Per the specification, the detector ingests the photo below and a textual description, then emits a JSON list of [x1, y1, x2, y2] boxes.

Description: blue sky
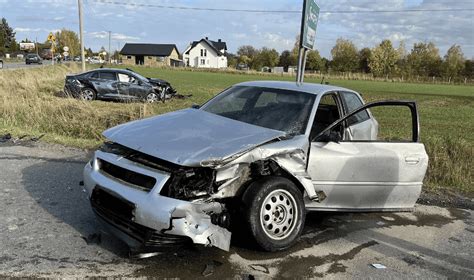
[[1, 0, 473, 58]]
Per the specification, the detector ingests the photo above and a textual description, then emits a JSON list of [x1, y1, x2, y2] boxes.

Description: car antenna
[[126, 68, 135, 72]]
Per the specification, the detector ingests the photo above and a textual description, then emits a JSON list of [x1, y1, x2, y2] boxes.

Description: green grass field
[[0, 64, 473, 194]]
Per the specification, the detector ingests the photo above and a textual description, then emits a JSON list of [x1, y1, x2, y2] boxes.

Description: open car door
[[306, 101, 428, 211]]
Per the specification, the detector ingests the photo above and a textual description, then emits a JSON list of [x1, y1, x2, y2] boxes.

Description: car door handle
[[405, 156, 420, 165]]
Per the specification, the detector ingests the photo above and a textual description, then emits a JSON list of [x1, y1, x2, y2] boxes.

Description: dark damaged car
[[83, 81, 428, 252], [64, 68, 176, 102]]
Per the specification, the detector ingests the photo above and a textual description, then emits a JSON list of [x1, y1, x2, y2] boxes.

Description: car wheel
[[146, 92, 158, 103], [80, 88, 96, 101], [243, 176, 306, 252]]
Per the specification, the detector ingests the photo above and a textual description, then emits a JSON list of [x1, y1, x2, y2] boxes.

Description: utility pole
[[78, 0, 85, 72], [108, 31, 111, 64]]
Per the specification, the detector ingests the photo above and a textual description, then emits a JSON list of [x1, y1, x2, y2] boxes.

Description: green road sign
[[300, 0, 320, 49]]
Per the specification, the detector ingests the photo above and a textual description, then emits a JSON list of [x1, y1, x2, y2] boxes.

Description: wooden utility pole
[[78, 0, 86, 71], [108, 31, 111, 64]]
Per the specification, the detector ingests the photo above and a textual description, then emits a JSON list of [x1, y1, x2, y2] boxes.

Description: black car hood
[[148, 78, 170, 86]]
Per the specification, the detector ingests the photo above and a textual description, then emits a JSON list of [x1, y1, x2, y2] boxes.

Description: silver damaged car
[[83, 81, 428, 252]]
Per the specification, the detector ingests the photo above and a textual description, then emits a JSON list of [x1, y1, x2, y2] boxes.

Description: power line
[[91, 0, 474, 14]]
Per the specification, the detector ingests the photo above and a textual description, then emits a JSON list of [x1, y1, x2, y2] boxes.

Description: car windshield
[[201, 86, 315, 135], [128, 71, 147, 81]]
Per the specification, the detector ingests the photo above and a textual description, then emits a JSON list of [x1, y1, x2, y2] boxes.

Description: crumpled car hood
[[147, 78, 170, 86], [103, 108, 286, 167]]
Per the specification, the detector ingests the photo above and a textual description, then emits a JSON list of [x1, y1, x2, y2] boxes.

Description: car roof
[[94, 68, 134, 74], [234, 80, 354, 95]]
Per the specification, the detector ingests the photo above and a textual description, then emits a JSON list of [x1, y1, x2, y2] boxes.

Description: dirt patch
[[418, 189, 474, 210]]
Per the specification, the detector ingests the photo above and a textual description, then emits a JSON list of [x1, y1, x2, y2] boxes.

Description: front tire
[[243, 176, 306, 252], [80, 88, 96, 101], [146, 92, 158, 103]]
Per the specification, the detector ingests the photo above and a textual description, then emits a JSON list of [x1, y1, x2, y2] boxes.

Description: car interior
[[215, 89, 315, 135], [310, 94, 341, 139]]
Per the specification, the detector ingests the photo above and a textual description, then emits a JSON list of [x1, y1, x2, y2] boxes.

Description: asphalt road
[[0, 141, 473, 279], [0, 61, 50, 70]]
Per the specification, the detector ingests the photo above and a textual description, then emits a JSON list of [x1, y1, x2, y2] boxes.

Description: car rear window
[[100, 72, 117, 81], [340, 92, 370, 125]]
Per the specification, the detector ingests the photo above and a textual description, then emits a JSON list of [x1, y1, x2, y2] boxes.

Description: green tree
[[464, 60, 474, 79], [396, 41, 409, 76], [238, 55, 251, 65], [86, 48, 94, 57], [330, 38, 358, 72], [55, 28, 80, 57], [306, 50, 323, 71], [256, 47, 279, 68], [237, 45, 260, 69], [442, 44, 465, 79], [279, 50, 296, 71], [225, 52, 238, 68], [0, 17, 16, 54], [358, 47, 371, 73], [407, 42, 442, 77], [369, 40, 399, 77]]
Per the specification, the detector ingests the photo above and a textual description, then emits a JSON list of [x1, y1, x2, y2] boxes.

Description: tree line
[[227, 37, 473, 83]]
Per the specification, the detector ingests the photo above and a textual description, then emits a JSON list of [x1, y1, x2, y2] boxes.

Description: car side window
[[100, 72, 117, 81], [340, 92, 370, 126], [118, 73, 129, 83], [310, 93, 342, 140], [90, 72, 99, 79]]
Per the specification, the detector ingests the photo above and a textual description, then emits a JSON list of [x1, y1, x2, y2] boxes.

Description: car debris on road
[[83, 81, 429, 253], [371, 263, 387, 269]]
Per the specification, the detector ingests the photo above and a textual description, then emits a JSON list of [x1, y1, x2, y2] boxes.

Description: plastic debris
[[130, 252, 161, 259], [371, 263, 386, 269], [249, 264, 269, 274]]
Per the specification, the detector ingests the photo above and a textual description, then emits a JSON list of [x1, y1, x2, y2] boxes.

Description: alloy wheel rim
[[260, 189, 298, 240], [82, 89, 94, 101], [147, 93, 157, 103]]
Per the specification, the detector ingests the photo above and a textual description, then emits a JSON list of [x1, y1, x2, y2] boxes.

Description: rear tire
[[242, 176, 306, 252], [80, 88, 96, 101]]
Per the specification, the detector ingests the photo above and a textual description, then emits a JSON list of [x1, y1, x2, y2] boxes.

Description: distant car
[[25, 54, 42, 65], [0, 59, 3, 69], [73, 56, 81, 62], [64, 68, 177, 102], [83, 81, 429, 253], [236, 63, 249, 70]]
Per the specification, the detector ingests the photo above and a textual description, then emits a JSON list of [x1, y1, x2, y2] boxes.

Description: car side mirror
[[191, 104, 200, 109]]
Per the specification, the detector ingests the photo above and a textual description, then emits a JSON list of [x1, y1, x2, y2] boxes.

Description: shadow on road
[[20, 154, 129, 257]]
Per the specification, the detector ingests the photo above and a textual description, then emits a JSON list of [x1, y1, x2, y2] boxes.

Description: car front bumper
[[83, 151, 231, 251]]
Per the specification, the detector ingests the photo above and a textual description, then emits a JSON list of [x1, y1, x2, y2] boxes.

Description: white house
[[183, 37, 227, 68]]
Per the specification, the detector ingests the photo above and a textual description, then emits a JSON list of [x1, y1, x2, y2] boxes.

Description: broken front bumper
[[83, 151, 231, 251]]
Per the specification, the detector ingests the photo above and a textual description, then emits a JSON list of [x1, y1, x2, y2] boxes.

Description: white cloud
[[14, 27, 41, 32], [112, 33, 140, 41], [88, 31, 139, 41]]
